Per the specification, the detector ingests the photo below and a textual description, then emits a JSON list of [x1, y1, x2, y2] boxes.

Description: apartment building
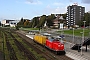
[[66, 3, 85, 27]]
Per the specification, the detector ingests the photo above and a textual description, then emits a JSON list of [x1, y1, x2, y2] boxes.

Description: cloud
[[26, 0, 34, 3], [51, 7, 67, 14], [43, 5, 67, 15], [25, 0, 42, 4], [69, 0, 73, 2], [53, 2, 64, 6], [82, 0, 90, 4]]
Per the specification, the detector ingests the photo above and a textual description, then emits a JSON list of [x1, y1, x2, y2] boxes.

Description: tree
[[37, 15, 46, 28], [77, 20, 83, 27], [32, 17, 39, 28], [24, 20, 30, 27], [0, 21, 1, 26], [16, 26, 19, 30], [30, 17, 39, 28], [47, 14, 55, 27], [84, 13, 90, 26], [77, 12, 90, 27], [17, 17, 24, 27], [62, 13, 67, 19]]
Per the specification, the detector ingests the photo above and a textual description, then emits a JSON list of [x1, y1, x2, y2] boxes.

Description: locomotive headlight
[[61, 44, 64, 47], [58, 45, 60, 47], [58, 44, 64, 47]]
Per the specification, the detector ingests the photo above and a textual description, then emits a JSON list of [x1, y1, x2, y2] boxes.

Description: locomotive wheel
[[55, 51, 58, 55]]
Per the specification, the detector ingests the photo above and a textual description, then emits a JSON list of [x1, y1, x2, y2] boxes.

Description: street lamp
[[83, 21, 86, 42]]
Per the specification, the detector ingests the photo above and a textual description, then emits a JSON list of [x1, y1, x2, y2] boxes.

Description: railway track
[[8, 32, 37, 60], [4, 32, 18, 60], [16, 30, 73, 60]]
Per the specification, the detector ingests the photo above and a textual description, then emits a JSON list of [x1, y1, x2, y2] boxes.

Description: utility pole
[[73, 28, 74, 44], [80, 32, 83, 55]]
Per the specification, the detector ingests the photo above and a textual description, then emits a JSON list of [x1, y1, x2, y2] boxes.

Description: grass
[[12, 33, 46, 60], [58, 29, 90, 37], [0, 35, 3, 51], [1, 31, 28, 60], [3, 32, 10, 60], [0, 28, 33, 60], [8, 33, 27, 60]]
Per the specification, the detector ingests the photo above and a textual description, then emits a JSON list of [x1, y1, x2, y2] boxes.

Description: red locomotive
[[45, 37, 65, 54]]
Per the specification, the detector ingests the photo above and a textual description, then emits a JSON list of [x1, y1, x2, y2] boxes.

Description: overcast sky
[[0, 0, 90, 21]]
